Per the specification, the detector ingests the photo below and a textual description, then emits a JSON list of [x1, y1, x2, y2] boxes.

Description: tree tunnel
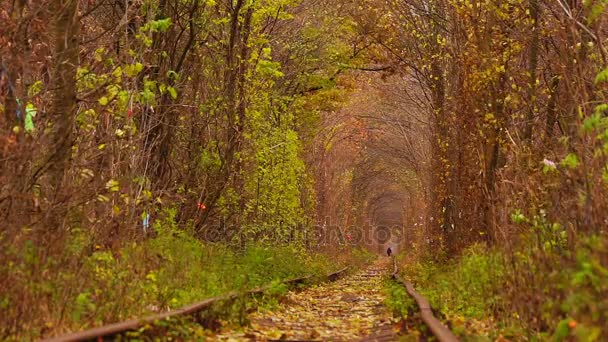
[[313, 72, 432, 256]]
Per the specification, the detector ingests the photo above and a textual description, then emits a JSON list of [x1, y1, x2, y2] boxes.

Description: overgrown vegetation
[[505, 234, 608, 341], [405, 245, 504, 321], [383, 278, 416, 320], [0, 209, 373, 339], [395, 239, 608, 341], [395, 245, 510, 340]]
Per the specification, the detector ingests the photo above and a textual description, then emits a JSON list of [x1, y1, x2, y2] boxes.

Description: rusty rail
[[44, 267, 349, 342], [391, 256, 459, 342], [327, 266, 349, 281]]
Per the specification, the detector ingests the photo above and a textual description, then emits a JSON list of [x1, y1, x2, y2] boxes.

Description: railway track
[[43, 269, 349, 342], [213, 256, 460, 341], [45, 257, 460, 342], [213, 258, 396, 341], [391, 256, 459, 342]]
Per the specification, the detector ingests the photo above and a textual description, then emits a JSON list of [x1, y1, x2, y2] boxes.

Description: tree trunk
[[198, 0, 252, 231], [45, 0, 79, 207], [523, 0, 540, 142]]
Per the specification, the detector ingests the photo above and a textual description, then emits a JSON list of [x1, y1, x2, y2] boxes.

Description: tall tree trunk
[[48, 0, 79, 192], [198, 0, 252, 232], [41, 0, 79, 227], [429, 0, 451, 252], [482, 74, 507, 245], [544, 75, 560, 140], [147, 0, 200, 189], [2, 63, 18, 130]]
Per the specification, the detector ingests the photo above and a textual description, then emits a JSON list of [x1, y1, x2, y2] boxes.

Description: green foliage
[[554, 236, 608, 334], [383, 279, 416, 319], [421, 233, 608, 340], [582, 112, 606, 132], [510, 209, 527, 224], [24, 103, 37, 133], [512, 209, 568, 253], [586, 0, 608, 24], [408, 245, 504, 320], [594, 67, 608, 84], [401, 245, 509, 339], [136, 18, 173, 47], [561, 153, 580, 169], [506, 234, 608, 341], [27, 81, 43, 98]]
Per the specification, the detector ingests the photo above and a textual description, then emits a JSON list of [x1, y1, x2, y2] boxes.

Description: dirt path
[[212, 258, 398, 341]]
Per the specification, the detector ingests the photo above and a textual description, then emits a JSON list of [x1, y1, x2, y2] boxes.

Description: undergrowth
[[0, 209, 372, 340], [392, 245, 520, 341], [397, 237, 608, 341], [383, 277, 434, 341], [509, 234, 608, 342], [383, 278, 416, 319]]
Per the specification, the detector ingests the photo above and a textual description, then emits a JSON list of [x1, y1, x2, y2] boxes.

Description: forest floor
[[211, 258, 399, 341]]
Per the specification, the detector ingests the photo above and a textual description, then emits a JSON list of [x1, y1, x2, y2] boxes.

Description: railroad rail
[[391, 256, 459, 342], [44, 267, 350, 342], [327, 266, 349, 281]]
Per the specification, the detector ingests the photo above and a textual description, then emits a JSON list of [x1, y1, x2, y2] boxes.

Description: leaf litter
[[211, 258, 399, 341]]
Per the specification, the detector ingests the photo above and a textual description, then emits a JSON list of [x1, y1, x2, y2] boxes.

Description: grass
[[392, 244, 516, 341]]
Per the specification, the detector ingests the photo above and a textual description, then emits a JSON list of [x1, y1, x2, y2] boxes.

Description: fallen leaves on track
[[212, 258, 399, 341]]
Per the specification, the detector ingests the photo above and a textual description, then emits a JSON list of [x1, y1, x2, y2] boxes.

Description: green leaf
[[73, 292, 92, 322], [168, 86, 178, 99], [574, 324, 601, 342], [94, 47, 105, 62], [99, 96, 109, 106], [552, 319, 571, 342], [166, 70, 180, 80], [561, 153, 580, 169], [125, 62, 144, 77], [594, 68, 608, 84], [112, 66, 123, 81], [151, 18, 172, 32], [582, 113, 602, 132], [24, 103, 37, 133], [588, 3, 606, 24], [105, 179, 120, 192], [594, 103, 608, 116], [27, 81, 43, 98], [510, 209, 527, 224]]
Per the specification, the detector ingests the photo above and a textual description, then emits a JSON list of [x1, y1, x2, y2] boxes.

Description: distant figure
[[386, 247, 392, 257]]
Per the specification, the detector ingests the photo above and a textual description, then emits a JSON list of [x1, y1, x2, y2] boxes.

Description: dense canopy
[[1, 0, 607, 340]]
